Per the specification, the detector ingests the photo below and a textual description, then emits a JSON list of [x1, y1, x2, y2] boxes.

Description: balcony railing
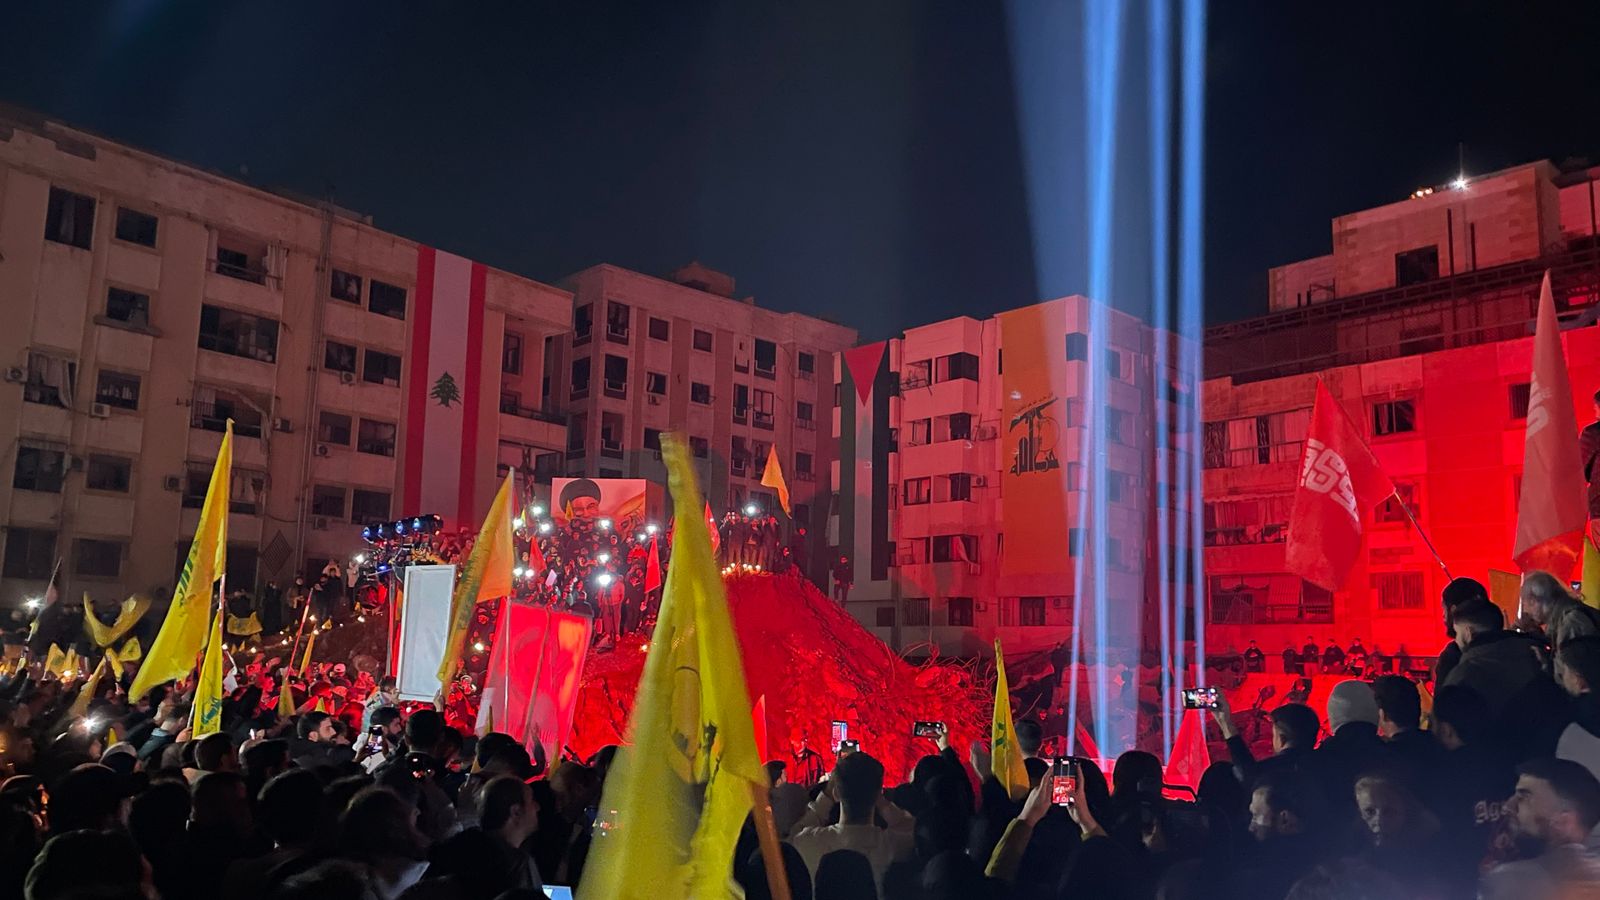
[[191, 402, 264, 439], [600, 440, 624, 460], [755, 364, 775, 380], [211, 258, 275, 286], [606, 324, 629, 344], [796, 417, 816, 431], [795, 471, 815, 482], [499, 400, 567, 426], [753, 411, 775, 430], [603, 380, 627, 399]]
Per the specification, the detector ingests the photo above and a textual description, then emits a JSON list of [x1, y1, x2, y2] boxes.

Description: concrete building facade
[[0, 108, 572, 608], [545, 263, 857, 577]]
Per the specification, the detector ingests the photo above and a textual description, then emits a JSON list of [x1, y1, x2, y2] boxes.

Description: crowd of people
[[9, 566, 1600, 898], [1238, 637, 1428, 679]]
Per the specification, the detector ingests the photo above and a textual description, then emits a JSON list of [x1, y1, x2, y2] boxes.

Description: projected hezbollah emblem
[[1298, 437, 1359, 526], [430, 372, 461, 408], [1009, 397, 1061, 475]]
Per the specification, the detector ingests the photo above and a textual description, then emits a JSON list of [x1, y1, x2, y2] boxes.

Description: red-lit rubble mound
[[569, 572, 989, 782]]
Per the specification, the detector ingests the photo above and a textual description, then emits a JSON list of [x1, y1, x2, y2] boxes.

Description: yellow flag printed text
[[581, 434, 767, 900], [437, 473, 517, 686], [991, 639, 1031, 802], [131, 421, 232, 699]]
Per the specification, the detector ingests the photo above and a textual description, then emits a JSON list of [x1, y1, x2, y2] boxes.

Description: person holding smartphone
[[357, 706, 404, 773]]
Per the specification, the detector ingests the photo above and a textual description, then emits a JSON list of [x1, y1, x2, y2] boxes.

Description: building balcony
[[499, 399, 566, 426], [600, 441, 624, 460]]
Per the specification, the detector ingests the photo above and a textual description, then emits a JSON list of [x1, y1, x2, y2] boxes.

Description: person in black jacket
[[1428, 685, 1516, 875], [1444, 600, 1570, 761], [1579, 388, 1600, 519], [1372, 674, 1442, 790], [1436, 577, 1490, 686], [1212, 694, 1322, 786]]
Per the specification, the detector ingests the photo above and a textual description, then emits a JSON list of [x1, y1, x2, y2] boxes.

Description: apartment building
[[545, 263, 857, 576], [830, 297, 1186, 657], [1203, 159, 1600, 657], [0, 107, 571, 608]]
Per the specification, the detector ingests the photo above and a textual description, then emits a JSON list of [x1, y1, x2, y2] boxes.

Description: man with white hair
[[1522, 571, 1600, 658]]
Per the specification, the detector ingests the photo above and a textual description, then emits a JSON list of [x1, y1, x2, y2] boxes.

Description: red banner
[[1285, 379, 1395, 591], [1514, 272, 1587, 575]]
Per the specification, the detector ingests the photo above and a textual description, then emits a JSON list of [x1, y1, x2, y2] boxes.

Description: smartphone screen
[[1050, 758, 1076, 806], [1181, 686, 1219, 710], [831, 720, 848, 753]]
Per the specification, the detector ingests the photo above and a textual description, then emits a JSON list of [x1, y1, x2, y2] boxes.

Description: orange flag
[[759, 445, 792, 515], [1514, 272, 1587, 575]]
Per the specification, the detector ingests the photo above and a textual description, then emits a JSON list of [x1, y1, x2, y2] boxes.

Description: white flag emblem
[[1299, 437, 1360, 526]]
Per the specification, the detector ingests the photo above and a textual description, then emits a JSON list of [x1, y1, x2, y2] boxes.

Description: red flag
[[1163, 709, 1211, 795], [704, 499, 720, 554], [527, 533, 548, 577], [752, 694, 769, 762], [1285, 379, 1395, 591], [1514, 272, 1587, 575], [644, 535, 663, 593]]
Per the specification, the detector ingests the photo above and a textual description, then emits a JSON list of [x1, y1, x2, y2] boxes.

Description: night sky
[[3, 2, 1598, 338]]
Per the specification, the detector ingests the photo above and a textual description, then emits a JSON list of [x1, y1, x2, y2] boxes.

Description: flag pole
[[747, 781, 794, 900], [1392, 490, 1452, 579]]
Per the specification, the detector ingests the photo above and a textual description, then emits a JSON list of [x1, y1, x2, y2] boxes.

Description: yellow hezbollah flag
[[581, 435, 775, 900], [131, 422, 231, 699], [1488, 569, 1523, 624], [83, 593, 150, 648], [69, 657, 106, 718], [43, 644, 66, 677], [104, 648, 124, 681], [991, 639, 1031, 802], [299, 630, 317, 678], [759, 445, 792, 516], [437, 473, 516, 686], [191, 610, 226, 737], [1583, 534, 1600, 610], [278, 678, 296, 718]]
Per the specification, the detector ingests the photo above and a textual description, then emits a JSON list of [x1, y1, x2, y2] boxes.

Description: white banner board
[[397, 564, 457, 701]]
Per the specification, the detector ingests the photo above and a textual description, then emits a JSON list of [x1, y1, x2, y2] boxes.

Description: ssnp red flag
[[1285, 380, 1395, 591], [1515, 271, 1587, 574]]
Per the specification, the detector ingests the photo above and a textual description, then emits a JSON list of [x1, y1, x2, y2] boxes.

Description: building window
[[935, 352, 979, 382], [330, 269, 363, 304], [603, 355, 628, 398], [114, 207, 158, 247], [876, 606, 896, 627], [230, 469, 267, 514], [1509, 383, 1531, 420], [85, 455, 132, 493], [45, 187, 95, 249], [1373, 571, 1426, 610], [648, 317, 670, 341], [945, 473, 973, 502], [1209, 574, 1334, 624], [1105, 349, 1124, 381], [948, 597, 974, 627], [199, 305, 279, 363], [938, 412, 972, 442], [24, 351, 76, 407], [94, 370, 141, 411], [643, 428, 662, 454], [901, 360, 931, 390], [191, 385, 266, 438], [690, 435, 709, 458], [351, 489, 392, 523], [797, 401, 814, 426], [1395, 246, 1440, 287], [105, 287, 151, 329], [1065, 332, 1090, 362], [905, 599, 930, 626], [691, 382, 712, 405], [903, 477, 932, 506], [1019, 597, 1048, 626], [1203, 408, 1312, 468], [368, 279, 408, 319], [362, 350, 402, 387], [357, 419, 397, 457], [647, 372, 667, 395], [798, 352, 815, 375], [834, 383, 842, 408], [311, 484, 347, 518], [2, 528, 56, 580], [317, 411, 353, 446], [213, 233, 270, 283], [503, 333, 524, 374], [606, 301, 630, 343], [571, 358, 592, 399], [733, 384, 749, 423], [324, 340, 357, 374], [906, 418, 932, 447], [573, 304, 593, 343], [1372, 399, 1417, 436], [693, 329, 713, 352], [755, 339, 777, 378], [1203, 495, 1292, 545], [1106, 408, 1130, 445], [73, 539, 123, 579], [796, 452, 813, 475], [752, 389, 775, 430], [568, 414, 587, 453], [933, 535, 978, 563], [14, 445, 66, 493], [1375, 482, 1419, 524]]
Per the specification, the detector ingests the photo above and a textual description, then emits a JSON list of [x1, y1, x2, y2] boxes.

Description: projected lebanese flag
[[402, 247, 489, 527], [1284, 379, 1395, 591]]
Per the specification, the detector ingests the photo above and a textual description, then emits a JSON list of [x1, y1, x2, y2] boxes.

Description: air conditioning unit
[[274, 417, 293, 433], [163, 475, 182, 492], [2, 367, 23, 383], [314, 444, 331, 458], [65, 455, 83, 472], [972, 475, 988, 487], [311, 516, 330, 531], [89, 402, 112, 418], [339, 371, 357, 385]]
